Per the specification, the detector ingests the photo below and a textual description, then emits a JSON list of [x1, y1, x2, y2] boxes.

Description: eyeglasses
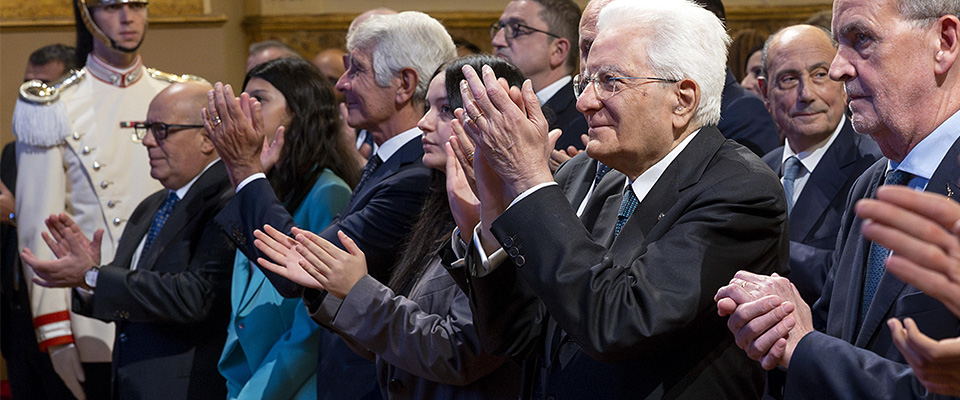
[[573, 72, 678, 101], [127, 121, 204, 143], [489, 21, 561, 40]]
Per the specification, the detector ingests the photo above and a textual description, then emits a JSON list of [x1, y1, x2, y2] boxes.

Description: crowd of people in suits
[[2, 0, 960, 399]]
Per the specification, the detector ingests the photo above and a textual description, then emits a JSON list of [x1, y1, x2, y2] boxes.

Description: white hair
[[597, 0, 731, 126], [346, 11, 456, 106]]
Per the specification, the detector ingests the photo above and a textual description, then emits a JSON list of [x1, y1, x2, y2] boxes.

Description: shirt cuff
[[507, 181, 558, 210], [236, 173, 267, 193], [471, 223, 507, 277]]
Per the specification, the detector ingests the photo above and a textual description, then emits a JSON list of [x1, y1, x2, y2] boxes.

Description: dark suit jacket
[[461, 127, 789, 399], [762, 121, 882, 304], [73, 161, 235, 400], [543, 80, 588, 151], [783, 135, 960, 399], [216, 135, 432, 400], [719, 69, 780, 156]]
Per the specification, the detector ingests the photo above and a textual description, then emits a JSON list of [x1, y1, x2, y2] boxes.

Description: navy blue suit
[[762, 120, 882, 304], [216, 135, 432, 400], [543, 80, 588, 151], [719, 68, 780, 156], [782, 135, 960, 399]]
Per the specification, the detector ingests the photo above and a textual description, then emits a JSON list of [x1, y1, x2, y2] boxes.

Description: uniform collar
[[86, 54, 144, 88]]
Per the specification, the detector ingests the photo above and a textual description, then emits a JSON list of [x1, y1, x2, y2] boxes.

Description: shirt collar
[[374, 126, 422, 163], [86, 54, 144, 88], [536, 76, 572, 104], [889, 109, 960, 181], [627, 128, 700, 203], [781, 115, 845, 174]]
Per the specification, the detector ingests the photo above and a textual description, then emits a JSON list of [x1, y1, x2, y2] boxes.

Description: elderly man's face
[[335, 48, 398, 138], [830, 0, 933, 145], [492, 1, 555, 83], [763, 26, 846, 152], [576, 29, 678, 174], [141, 85, 211, 190]]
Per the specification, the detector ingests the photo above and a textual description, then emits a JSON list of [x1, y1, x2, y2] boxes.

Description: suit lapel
[[343, 134, 423, 213], [857, 134, 960, 344], [790, 123, 858, 241], [114, 193, 164, 270], [609, 127, 725, 255], [237, 266, 268, 316], [137, 161, 227, 271]]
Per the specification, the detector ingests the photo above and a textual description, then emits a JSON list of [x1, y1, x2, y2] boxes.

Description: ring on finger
[[211, 115, 222, 127], [465, 151, 474, 162], [469, 112, 484, 124]]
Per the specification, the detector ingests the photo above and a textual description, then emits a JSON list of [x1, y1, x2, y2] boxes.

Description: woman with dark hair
[[216, 58, 356, 400], [255, 54, 524, 399]]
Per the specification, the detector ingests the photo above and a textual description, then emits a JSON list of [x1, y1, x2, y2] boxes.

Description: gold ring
[[469, 112, 483, 124], [211, 116, 222, 127], [466, 151, 474, 162], [741, 281, 747, 289]]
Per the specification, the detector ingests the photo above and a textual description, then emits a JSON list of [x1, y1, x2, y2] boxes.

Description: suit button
[[92, 161, 102, 171], [71, 132, 82, 140], [113, 217, 124, 226], [107, 200, 118, 208], [514, 255, 525, 267], [238, 323, 245, 329], [119, 333, 127, 342], [82, 145, 95, 155], [508, 247, 520, 257], [388, 379, 404, 394], [100, 180, 113, 189], [232, 228, 246, 246], [502, 236, 514, 247]]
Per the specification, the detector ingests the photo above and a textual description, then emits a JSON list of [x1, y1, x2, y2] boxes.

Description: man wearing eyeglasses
[[491, 0, 587, 152], [452, 0, 787, 398], [23, 81, 235, 400], [12, 1, 204, 398]]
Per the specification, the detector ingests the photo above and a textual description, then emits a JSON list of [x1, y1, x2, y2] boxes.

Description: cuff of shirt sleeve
[[507, 181, 558, 209], [471, 223, 507, 277], [236, 173, 267, 193]]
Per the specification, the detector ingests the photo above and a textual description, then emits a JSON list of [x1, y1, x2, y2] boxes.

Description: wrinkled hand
[[0, 179, 14, 226], [254, 224, 320, 290], [294, 229, 367, 299], [857, 185, 960, 317], [457, 64, 554, 200], [714, 271, 814, 369], [49, 343, 86, 400], [22, 213, 101, 289], [888, 317, 960, 396], [203, 82, 265, 189], [445, 141, 481, 242]]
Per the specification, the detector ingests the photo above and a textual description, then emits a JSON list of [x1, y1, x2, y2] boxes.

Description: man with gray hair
[[210, 11, 456, 400], [452, 0, 787, 397], [716, 0, 960, 398]]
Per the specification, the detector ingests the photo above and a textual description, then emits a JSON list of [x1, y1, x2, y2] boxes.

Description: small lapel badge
[[947, 184, 954, 199], [657, 212, 665, 221]]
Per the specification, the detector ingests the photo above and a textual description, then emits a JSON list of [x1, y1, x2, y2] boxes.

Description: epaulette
[[146, 68, 209, 84], [18, 69, 85, 105], [13, 69, 85, 147]]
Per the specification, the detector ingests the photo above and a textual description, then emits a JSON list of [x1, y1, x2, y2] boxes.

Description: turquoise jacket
[[219, 169, 351, 400]]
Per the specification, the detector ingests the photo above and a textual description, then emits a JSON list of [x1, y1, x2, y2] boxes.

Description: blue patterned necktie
[[140, 191, 179, 263], [615, 185, 639, 239], [860, 169, 913, 321], [781, 156, 805, 213], [594, 163, 613, 186], [355, 153, 383, 191]]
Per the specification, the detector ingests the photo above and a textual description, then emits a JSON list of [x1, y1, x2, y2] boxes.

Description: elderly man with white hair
[[449, 0, 788, 398]]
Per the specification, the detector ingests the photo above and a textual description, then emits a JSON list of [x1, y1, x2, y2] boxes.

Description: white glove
[[49, 343, 87, 400]]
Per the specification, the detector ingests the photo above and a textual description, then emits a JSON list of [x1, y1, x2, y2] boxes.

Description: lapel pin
[[658, 212, 665, 221], [947, 185, 954, 199]]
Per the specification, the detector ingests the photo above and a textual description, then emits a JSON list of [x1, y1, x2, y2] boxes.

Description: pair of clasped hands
[[714, 185, 960, 396]]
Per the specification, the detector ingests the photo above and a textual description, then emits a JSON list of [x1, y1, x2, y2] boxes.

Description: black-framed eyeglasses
[[573, 72, 679, 101], [126, 121, 204, 143], [489, 21, 561, 40]]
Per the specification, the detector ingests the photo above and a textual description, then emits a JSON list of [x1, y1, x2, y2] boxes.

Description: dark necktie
[[860, 169, 913, 320], [356, 153, 383, 191], [594, 163, 613, 186], [782, 156, 805, 213], [140, 191, 179, 263], [615, 185, 639, 239]]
